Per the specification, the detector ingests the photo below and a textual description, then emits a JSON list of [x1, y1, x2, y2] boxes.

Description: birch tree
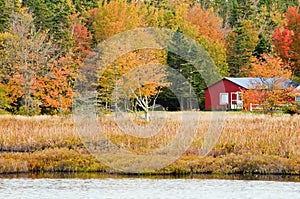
[[117, 63, 168, 122]]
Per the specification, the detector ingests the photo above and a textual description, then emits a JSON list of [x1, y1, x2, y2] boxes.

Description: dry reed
[[0, 112, 299, 174]]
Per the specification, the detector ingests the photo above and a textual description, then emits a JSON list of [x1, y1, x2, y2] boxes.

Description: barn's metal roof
[[224, 77, 299, 89]]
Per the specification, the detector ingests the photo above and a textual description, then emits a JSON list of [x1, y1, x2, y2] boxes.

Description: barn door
[[231, 92, 242, 110]]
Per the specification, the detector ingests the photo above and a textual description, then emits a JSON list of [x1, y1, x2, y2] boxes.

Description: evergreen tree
[[72, 0, 98, 13], [228, 0, 240, 28], [163, 29, 206, 110], [0, 0, 10, 32], [22, 0, 74, 50], [253, 33, 272, 59], [226, 20, 259, 77], [0, 0, 19, 32]]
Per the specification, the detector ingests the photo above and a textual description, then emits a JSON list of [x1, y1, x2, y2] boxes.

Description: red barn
[[204, 77, 299, 111]]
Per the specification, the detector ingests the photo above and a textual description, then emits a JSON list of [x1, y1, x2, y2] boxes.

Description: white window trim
[[295, 96, 300, 102], [220, 92, 229, 105]]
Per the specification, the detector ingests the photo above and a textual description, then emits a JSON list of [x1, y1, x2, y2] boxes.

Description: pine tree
[[22, 0, 74, 50], [0, 0, 11, 32], [164, 29, 206, 110], [226, 20, 259, 77], [253, 33, 272, 59], [72, 0, 98, 13]]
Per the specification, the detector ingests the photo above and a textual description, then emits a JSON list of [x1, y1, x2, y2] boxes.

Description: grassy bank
[[0, 113, 299, 175]]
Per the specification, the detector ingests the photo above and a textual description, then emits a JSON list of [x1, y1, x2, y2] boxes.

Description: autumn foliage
[[247, 54, 292, 78], [0, 1, 299, 115], [242, 54, 295, 112], [272, 7, 300, 78]]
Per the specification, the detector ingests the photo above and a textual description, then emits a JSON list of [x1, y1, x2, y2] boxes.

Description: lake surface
[[0, 174, 299, 199]]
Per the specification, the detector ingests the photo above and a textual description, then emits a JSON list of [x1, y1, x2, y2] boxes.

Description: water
[[0, 174, 299, 199]]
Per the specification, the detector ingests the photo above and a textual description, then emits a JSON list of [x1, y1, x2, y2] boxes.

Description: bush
[[17, 105, 41, 116], [282, 104, 299, 115]]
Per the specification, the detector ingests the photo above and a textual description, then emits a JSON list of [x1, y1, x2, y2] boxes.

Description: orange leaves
[[186, 5, 224, 44], [247, 54, 292, 78], [8, 55, 75, 114], [70, 12, 93, 57], [242, 85, 294, 112], [250, 7, 300, 113], [241, 89, 260, 111], [38, 56, 75, 112], [242, 54, 295, 112], [72, 23, 92, 55], [285, 7, 300, 33]]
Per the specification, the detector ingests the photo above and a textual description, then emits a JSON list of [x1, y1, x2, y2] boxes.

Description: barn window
[[220, 93, 229, 105], [237, 92, 242, 101]]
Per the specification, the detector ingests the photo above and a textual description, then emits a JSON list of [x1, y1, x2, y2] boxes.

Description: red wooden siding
[[204, 79, 245, 110]]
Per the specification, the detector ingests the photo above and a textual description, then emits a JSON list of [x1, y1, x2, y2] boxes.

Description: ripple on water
[[0, 177, 299, 199]]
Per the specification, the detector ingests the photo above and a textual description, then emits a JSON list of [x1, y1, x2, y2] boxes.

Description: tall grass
[[0, 115, 82, 152], [94, 112, 300, 157], [0, 112, 299, 174]]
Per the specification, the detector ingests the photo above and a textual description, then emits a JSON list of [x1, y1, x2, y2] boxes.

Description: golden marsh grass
[[0, 112, 299, 174]]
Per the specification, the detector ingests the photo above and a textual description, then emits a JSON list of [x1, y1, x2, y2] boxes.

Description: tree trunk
[[180, 96, 184, 110], [144, 110, 150, 122]]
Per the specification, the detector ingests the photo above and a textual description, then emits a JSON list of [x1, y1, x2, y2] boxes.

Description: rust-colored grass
[[0, 112, 299, 175]]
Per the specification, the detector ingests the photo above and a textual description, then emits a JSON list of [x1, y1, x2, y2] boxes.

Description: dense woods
[[0, 0, 299, 115]]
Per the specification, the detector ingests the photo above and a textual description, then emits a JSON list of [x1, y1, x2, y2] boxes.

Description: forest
[[0, 0, 299, 115]]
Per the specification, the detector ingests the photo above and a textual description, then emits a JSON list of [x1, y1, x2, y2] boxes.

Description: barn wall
[[205, 79, 244, 110]]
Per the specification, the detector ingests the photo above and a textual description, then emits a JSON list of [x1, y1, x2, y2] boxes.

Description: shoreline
[[0, 149, 299, 176], [1, 171, 300, 182]]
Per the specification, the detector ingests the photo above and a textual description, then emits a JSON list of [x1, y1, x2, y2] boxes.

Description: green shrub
[[282, 104, 299, 115]]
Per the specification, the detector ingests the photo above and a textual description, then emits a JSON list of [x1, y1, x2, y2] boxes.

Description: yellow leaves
[[0, 32, 15, 42], [93, 0, 143, 42], [198, 35, 228, 77], [271, 11, 286, 27], [98, 49, 168, 100], [0, 32, 18, 58]]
